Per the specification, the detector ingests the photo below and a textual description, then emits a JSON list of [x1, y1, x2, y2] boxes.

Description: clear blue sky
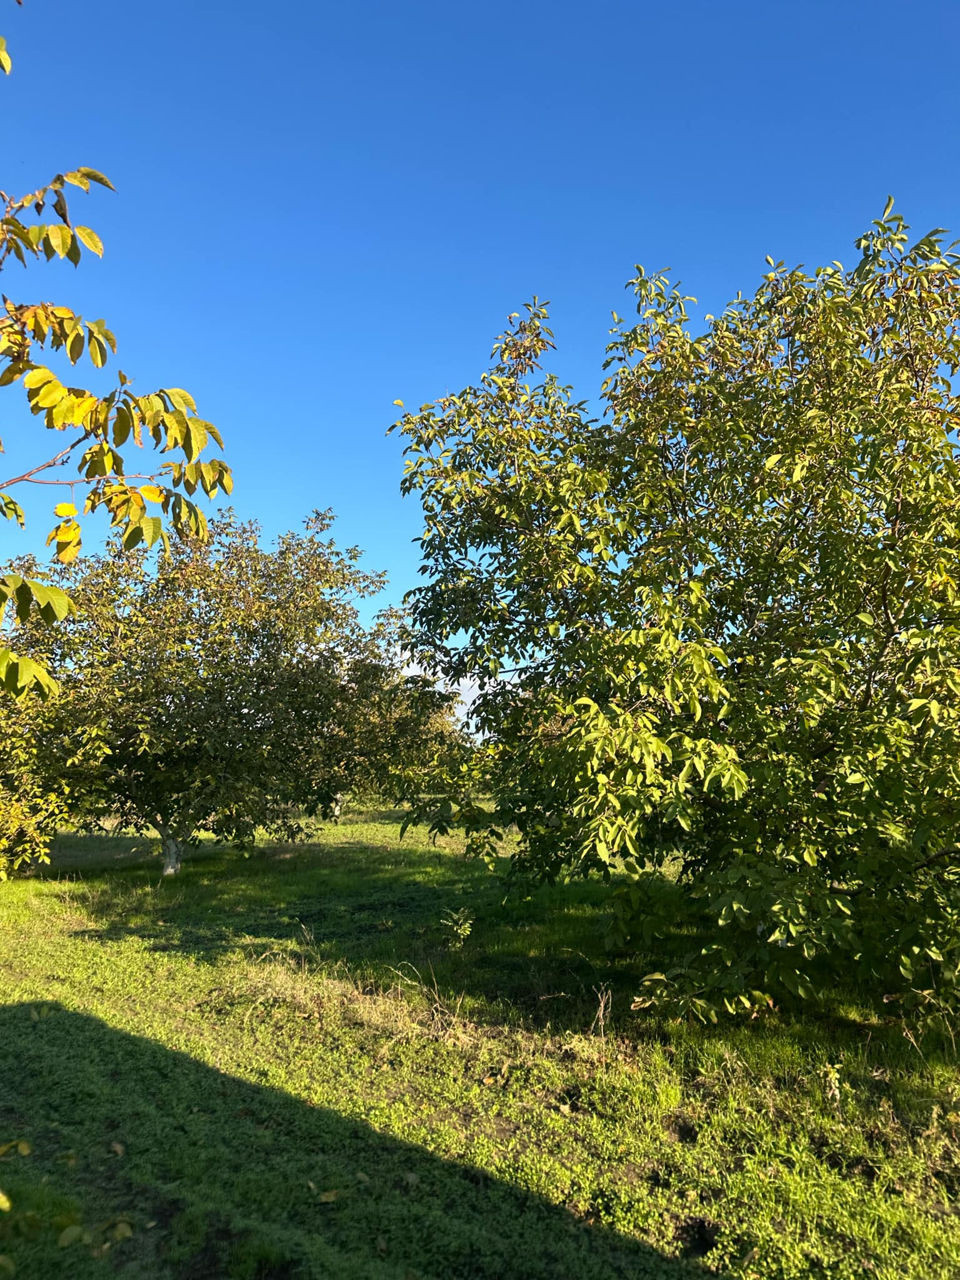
[[3, 0, 958, 612]]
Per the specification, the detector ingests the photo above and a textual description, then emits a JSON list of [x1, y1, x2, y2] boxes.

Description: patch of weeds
[[439, 906, 474, 951]]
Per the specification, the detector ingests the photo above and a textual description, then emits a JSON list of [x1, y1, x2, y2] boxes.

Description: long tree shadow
[[0, 1004, 714, 1279]]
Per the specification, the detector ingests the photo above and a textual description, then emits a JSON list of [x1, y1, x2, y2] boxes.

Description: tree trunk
[[159, 830, 184, 876]]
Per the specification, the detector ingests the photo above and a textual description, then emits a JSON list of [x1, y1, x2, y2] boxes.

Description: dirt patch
[[675, 1215, 719, 1258], [663, 1113, 699, 1145]]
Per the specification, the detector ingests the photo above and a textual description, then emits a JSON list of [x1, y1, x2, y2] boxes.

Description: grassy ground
[[1, 813, 958, 1279]]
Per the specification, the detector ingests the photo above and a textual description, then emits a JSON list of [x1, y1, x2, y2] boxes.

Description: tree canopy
[[394, 204, 960, 1022], [11, 512, 456, 874]]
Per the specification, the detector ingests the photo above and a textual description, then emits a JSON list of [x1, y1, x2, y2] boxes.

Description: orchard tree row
[[4, 6, 960, 1025]]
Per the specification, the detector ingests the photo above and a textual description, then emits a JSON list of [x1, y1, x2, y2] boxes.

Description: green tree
[[1, 11, 231, 699], [0, 697, 66, 878], [376, 670, 470, 813], [393, 204, 960, 1023], [14, 512, 447, 874]]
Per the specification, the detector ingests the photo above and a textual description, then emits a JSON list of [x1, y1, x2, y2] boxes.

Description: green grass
[[1, 812, 959, 1278]]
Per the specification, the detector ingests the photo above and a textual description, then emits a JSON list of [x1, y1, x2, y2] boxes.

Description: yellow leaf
[[140, 485, 165, 504], [78, 167, 115, 191], [0, 1190, 10, 1213], [54, 502, 77, 518], [75, 226, 104, 257], [56, 539, 82, 565], [69, 395, 99, 426], [317, 1189, 339, 1203], [89, 336, 107, 369], [32, 379, 67, 410], [45, 225, 72, 259]]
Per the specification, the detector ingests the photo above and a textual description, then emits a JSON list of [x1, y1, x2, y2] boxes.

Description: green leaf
[[163, 387, 197, 414], [78, 167, 115, 190], [140, 516, 163, 547], [0, 494, 25, 527], [88, 335, 107, 369]]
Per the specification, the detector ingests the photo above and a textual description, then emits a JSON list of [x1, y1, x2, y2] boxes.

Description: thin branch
[[831, 845, 960, 898], [0, 439, 83, 489], [16, 470, 163, 488], [914, 844, 960, 874]]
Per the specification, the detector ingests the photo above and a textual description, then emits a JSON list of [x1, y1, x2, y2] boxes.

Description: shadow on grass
[[41, 830, 939, 1065], [44, 826, 957, 1090], [48, 829, 649, 1032], [0, 1004, 713, 1280]]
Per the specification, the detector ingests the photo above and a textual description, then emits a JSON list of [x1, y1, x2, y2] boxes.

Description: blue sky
[[3, 0, 958, 613]]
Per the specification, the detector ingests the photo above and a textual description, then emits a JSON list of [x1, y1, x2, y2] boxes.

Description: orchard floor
[[1, 813, 958, 1279]]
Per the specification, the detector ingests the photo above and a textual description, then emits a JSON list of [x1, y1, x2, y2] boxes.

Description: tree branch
[[0, 439, 83, 489]]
